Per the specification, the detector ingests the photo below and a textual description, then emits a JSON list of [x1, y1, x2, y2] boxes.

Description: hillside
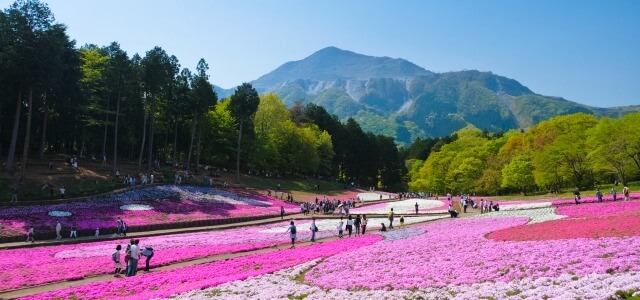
[[217, 47, 640, 145]]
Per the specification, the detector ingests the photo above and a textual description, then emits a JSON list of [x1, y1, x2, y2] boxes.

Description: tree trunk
[[187, 113, 197, 173], [235, 119, 243, 183], [102, 96, 110, 159], [113, 91, 121, 175], [38, 97, 49, 159], [5, 90, 22, 174], [19, 88, 35, 180], [146, 96, 156, 173], [137, 107, 148, 173], [172, 121, 178, 168], [196, 125, 202, 175]]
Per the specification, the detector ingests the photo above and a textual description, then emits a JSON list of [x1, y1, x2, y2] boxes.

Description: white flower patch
[[166, 260, 640, 300], [120, 204, 154, 211], [48, 211, 72, 217], [380, 227, 425, 242], [472, 207, 565, 224], [500, 202, 553, 211], [351, 199, 445, 214], [357, 192, 391, 202], [159, 186, 272, 206]]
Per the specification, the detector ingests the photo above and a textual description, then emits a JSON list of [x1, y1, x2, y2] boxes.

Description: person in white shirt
[[346, 215, 354, 237], [26, 226, 35, 243], [127, 239, 141, 276], [337, 217, 344, 238], [55, 222, 62, 239]]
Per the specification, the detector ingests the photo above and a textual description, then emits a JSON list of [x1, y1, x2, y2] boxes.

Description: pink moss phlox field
[[0, 185, 298, 237], [0, 220, 329, 291], [305, 217, 640, 290], [557, 200, 640, 217], [490, 201, 640, 241], [551, 192, 639, 206], [20, 235, 382, 300]]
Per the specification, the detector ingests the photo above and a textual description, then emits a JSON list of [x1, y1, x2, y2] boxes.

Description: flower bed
[[551, 192, 639, 206], [472, 207, 565, 224], [0, 185, 298, 238], [167, 214, 640, 300], [356, 192, 392, 202], [169, 259, 640, 300], [21, 235, 382, 300], [305, 217, 640, 290], [489, 201, 640, 241], [349, 199, 446, 214], [1, 214, 442, 291]]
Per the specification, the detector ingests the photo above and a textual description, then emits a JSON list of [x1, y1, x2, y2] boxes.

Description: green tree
[[229, 83, 260, 182], [587, 117, 634, 185], [103, 42, 133, 174], [501, 154, 535, 194], [141, 46, 179, 173]]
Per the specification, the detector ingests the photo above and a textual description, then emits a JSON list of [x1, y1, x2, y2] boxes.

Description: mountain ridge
[[215, 47, 640, 145]]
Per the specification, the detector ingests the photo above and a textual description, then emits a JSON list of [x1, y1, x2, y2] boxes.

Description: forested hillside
[[406, 112, 640, 195], [0, 1, 406, 190]]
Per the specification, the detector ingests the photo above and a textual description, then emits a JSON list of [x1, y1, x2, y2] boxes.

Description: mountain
[[217, 47, 640, 145]]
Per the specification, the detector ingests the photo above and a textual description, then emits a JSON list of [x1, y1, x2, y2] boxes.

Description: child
[[380, 223, 387, 232], [400, 216, 405, 227], [113, 245, 122, 277]]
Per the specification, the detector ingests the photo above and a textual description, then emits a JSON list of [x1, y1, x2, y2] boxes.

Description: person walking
[[611, 188, 618, 201], [141, 246, 154, 271], [414, 202, 418, 214], [70, 224, 77, 238], [623, 186, 630, 201], [310, 218, 318, 242], [285, 221, 297, 248], [400, 216, 405, 227], [354, 214, 361, 236], [280, 206, 285, 220], [26, 226, 35, 243], [361, 215, 368, 235], [346, 215, 354, 237], [337, 217, 344, 238], [573, 188, 581, 204], [113, 245, 122, 277], [59, 186, 66, 199], [596, 189, 603, 203], [388, 208, 395, 229], [55, 222, 62, 239]]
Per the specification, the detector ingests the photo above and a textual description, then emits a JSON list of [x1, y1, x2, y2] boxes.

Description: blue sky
[[3, 0, 639, 107]]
